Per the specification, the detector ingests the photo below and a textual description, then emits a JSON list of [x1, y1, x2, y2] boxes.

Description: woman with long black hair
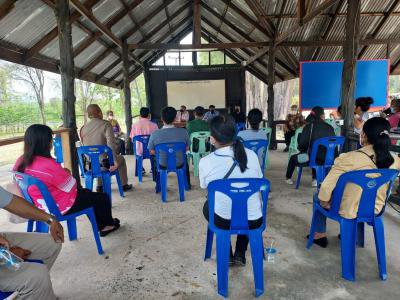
[[13, 124, 120, 237], [199, 116, 263, 266], [310, 117, 400, 248]]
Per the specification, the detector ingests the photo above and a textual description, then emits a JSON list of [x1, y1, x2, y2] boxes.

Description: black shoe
[[122, 184, 133, 191], [114, 218, 120, 226], [233, 253, 246, 266], [306, 235, 328, 248], [96, 186, 103, 192], [100, 223, 120, 237]]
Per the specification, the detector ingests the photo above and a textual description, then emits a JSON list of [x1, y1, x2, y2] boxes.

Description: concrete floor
[[1, 149, 400, 299]]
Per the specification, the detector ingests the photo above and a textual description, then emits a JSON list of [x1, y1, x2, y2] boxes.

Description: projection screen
[[166, 80, 226, 109]]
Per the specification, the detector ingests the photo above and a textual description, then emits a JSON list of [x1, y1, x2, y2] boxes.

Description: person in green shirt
[[187, 106, 210, 152]]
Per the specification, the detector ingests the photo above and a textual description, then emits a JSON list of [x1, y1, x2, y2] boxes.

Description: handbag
[[297, 124, 314, 164]]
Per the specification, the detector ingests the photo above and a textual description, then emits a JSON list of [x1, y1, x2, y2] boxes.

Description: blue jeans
[[313, 194, 327, 233]]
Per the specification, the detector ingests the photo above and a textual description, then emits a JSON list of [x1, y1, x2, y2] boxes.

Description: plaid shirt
[[286, 113, 305, 131]]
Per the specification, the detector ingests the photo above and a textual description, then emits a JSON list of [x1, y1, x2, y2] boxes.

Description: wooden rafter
[[0, 0, 16, 22], [193, 0, 201, 45], [297, 0, 306, 25], [245, 0, 340, 66], [215, 0, 231, 39], [358, 0, 400, 59], [165, 5, 173, 39], [118, 0, 146, 38]]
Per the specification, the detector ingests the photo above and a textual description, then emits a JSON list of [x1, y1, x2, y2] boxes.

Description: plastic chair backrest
[[329, 169, 399, 220], [236, 122, 246, 132], [207, 178, 270, 232], [77, 145, 115, 175], [155, 142, 187, 171], [132, 135, 151, 158], [260, 127, 272, 141], [242, 139, 268, 171], [13, 172, 63, 220], [309, 136, 345, 168], [190, 131, 210, 153], [53, 136, 63, 163]]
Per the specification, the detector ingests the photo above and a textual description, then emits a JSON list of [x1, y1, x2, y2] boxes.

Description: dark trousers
[[286, 153, 316, 179], [284, 130, 295, 147], [192, 138, 211, 153], [66, 189, 115, 231], [117, 138, 125, 155], [203, 201, 262, 256], [150, 155, 191, 187]]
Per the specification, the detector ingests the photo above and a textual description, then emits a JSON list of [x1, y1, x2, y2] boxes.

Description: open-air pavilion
[[1, 0, 400, 299]]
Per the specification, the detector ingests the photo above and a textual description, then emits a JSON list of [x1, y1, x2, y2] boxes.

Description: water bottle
[[265, 239, 276, 264], [0, 247, 23, 271]]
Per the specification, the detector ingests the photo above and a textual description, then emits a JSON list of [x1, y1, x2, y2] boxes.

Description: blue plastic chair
[[53, 136, 63, 164], [204, 178, 270, 297], [77, 145, 124, 200], [154, 142, 189, 203], [242, 139, 269, 174], [296, 136, 345, 189], [307, 169, 399, 281], [132, 135, 152, 183], [236, 122, 246, 132], [13, 172, 104, 255], [0, 260, 43, 299]]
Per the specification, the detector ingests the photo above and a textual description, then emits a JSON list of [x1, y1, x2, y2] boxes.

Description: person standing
[[230, 105, 246, 124], [284, 105, 305, 152], [106, 110, 125, 155], [81, 104, 132, 192], [203, 105, 219, 122]]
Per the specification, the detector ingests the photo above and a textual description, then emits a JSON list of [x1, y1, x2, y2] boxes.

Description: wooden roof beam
[[0, 0, 16, 22], [244, 0, 340, 66], [358, 0, 400, 59], [69, 0, 143, 67], [118, 0, 146, 38], [297, 0, 307, 25], [193, 0, 201, 45], [244, 0, 275, 35]]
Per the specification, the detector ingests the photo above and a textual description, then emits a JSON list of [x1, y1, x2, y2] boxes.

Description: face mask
[[180, 109, 184, 113], [235, 108, 240, 112], [390, 107, 395, 113], [210, 109, 214, 113]]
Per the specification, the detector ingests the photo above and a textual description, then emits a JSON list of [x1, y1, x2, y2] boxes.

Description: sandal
[[100, 223, 120, 237]]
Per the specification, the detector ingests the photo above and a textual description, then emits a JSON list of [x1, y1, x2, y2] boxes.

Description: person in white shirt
[[175, 105, 190, 122], [199, 115, 263, 266], [354, 97, 374, 134], [203, 105, 220, 122]]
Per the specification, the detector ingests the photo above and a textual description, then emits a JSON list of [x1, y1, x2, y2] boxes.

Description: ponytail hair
[[210, 115, 248, 172], [362, 117, 394, 169]]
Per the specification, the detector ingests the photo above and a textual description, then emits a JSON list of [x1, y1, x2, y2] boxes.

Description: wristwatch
[[46, 216, 56, 225]]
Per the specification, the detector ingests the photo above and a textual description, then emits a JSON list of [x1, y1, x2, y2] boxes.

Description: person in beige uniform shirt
[[310, 117, 400, 248], [80, 104, 132, 192]]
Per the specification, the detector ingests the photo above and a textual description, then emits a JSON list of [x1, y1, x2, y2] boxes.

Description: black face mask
[[235, 109, 240, 113], [180, 109, 184, 112]]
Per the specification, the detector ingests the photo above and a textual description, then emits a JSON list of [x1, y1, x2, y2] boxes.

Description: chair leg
[[27, 220, 34, 232], [67, 218, 77, 241], [160, 170, 167, 203], [102, 174, 112, 200], [137, 157, 143, 183], [193, 154, 200, 177], [114, 173, 125, 198], [85, 175, 94, 191], [87, 209, 104, 255], [177, 170, 185, 202], [249, 231, 264, 297], [215, 232, 230, 298], [204, 228, 214, 260], [357, 222, 365, 248], [295, 167, 303, 189], [306, 208, 318, 249], [340, 219, 357, 281], [36, 221, 49, 233], [373, 217, 387, 280]]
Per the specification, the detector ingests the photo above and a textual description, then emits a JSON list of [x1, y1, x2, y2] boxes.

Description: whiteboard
[[166, 80, 225, 110]]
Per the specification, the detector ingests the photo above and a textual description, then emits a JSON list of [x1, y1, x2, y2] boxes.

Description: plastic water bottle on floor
[[265, 239, 276, 264], [0, 247, 23, 271]]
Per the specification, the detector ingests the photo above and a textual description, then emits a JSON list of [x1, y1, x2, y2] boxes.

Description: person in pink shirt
[[14, 124, 120, 237], [387, 98, 400, 128]]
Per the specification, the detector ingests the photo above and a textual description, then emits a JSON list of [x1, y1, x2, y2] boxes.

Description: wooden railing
[[0, 128, 73, 171]]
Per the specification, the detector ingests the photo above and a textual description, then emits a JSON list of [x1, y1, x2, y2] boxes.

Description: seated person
[[187, 106, 210, 152], [203, 105, 219, 122], [285, 106, 335, 187], [230, 104, 246, 124], [106, 110, 125, 155], [130, 107, 159, 174], [0, 186, 63, 299], [148, 106, 191, 188], [354, 97, 374, 134], [311, 117, 400, 248], [81, 104, 132, 192], [387, 98, 400, 129], [284, 105, 305, 152], [175, 105, 190, 123], [14, 124, 120, 237], [199, 116, 263, 266]]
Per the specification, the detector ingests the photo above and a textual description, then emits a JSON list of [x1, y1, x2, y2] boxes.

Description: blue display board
[[300, 60, 389, 110]]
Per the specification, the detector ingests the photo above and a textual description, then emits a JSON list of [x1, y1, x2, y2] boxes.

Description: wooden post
[[55, 0, 81, 183], [340, 0, 361, 152], [193, 0, 201, 45], [267, 46, 276, 149], [122, 39, 133, 154]]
